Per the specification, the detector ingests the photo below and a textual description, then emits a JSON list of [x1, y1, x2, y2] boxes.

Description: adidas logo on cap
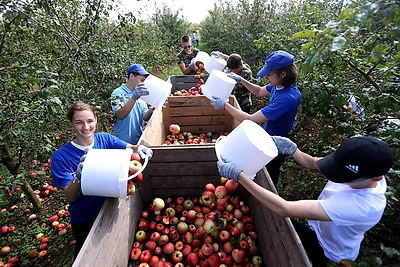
[[345, 165, 359, 174]]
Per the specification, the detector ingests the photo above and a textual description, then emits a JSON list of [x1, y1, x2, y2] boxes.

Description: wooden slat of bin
[[73, 193, 143, 267], [169, 75, 209, 92]]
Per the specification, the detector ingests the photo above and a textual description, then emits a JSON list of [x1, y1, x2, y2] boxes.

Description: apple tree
[[0, 0, 177, 209]]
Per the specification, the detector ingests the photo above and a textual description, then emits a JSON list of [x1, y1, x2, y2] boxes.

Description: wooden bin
[[73, 147, 311, 267], [138, 95, 241, 147]]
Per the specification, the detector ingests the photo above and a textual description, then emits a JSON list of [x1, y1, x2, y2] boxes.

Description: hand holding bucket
[[141, 75, 172, 109], [214, 120, 278, 179]]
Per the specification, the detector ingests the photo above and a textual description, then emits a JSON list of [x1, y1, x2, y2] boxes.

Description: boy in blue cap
[[110, 64, 155, 144], [211, 50, 301, 185], [217, 136, 393, 265]]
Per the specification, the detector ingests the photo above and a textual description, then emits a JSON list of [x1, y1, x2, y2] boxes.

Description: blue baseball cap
[[257, 51, 294, 77], [127, 64, 150, 75]]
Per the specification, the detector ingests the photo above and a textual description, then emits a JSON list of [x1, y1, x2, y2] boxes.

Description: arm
[[114, 97, 137, 120], [179, 62, 193, 75], [142, 107, 155, 121], [225, 105, 269, 124], [292, 149, 322, 169], [238, 173, 330, 220], [63, 180, 81, 202], [239, 79, 270, 98]]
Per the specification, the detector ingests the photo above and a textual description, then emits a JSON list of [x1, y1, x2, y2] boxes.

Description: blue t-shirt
[[261, 84, 301, 137], [51, 132, 127, 224], [111, 84, 148, 144]]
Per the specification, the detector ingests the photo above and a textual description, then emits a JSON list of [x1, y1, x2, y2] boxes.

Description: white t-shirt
[[308, 178, 387, 262]]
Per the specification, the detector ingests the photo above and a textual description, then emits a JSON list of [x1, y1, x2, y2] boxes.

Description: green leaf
[[302, 51, 320, 73], [291, 29, 316, 40]]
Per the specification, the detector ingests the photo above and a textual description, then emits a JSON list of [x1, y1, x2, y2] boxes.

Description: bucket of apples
[[81, 148, 148, 198]]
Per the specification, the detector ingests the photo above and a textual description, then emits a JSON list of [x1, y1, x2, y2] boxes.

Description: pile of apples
[[130, 178, 263, 267], [164, 124, 228, 146], [127, 152, 145, 196], [172, 62, 206, 97]]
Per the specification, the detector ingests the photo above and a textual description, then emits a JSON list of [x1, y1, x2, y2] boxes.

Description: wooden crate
[[138, 95, 241, 147], [73, 147, 311, 267], [168, 75, 209, 93]]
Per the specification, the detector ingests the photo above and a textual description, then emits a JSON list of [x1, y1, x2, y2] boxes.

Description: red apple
[[175, 196, 185, 205], [171, 250, 184, 263], [182, 231, 193, 244], [130, 248, 141, 260], [158, 235, 169, 246], [169, 229, 180, 242], [223, 242, 234, 254], [138, 220, 149, 231], [218, 230, 230, 243], [139, 250, 152, 263], [225, 179, 238, 192], [239, 239, 250, 251], [232, 249, 247, 263], [163, 242, 174, 254], [207, 253, 221, 267], [150, 231, 161, 243], [131, 152, 143, 163], [201, 243, 214, 256], [132, 172, 143, 184], [38, 250, 48, 258], [0, 246, 10, 256], [150, 255, 160, 267], [205, 183, 215, 192], [182, 244, 192, 256], [0, 226, 9, 234], [169, 124, 181, 134], [187, 252, 199, 266], [154, 246, 162, 255], [146, 240, 156, 251], [49, 215, 58, 223], [215, 185, 228, 199]]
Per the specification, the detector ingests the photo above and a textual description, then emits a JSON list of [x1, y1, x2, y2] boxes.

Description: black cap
[[316, 137, 393, 183]]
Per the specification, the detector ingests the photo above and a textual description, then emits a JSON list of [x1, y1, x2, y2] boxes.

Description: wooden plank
[[169, 75, 209, 93], [149, 146, 218, 162], [169, 106, 224, 117], [73, 194, 143, 266]]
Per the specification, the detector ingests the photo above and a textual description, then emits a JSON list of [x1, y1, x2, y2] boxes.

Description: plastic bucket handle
[[119, 155, 149, 182]]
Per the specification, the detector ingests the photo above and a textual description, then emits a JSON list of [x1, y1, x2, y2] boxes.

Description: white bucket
[[193, 51, 210, 66], [141, 75, 172, 109], [205, 56, 227, 73], [215, 120, 278, 179], [81, 149, 148, 198], [202, 69, 236, 101]]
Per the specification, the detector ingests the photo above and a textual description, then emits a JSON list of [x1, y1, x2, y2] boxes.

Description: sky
[[113, 0, 224, 24]]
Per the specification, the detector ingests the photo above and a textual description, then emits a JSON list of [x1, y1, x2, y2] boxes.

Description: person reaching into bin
[[110, 64, 155, 145], [211, 50, 301, 185], [51, 101, 153, 259], [211, 52, 253, 113], [177, 34, 200, 75], [217, 135, 393, 266]]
